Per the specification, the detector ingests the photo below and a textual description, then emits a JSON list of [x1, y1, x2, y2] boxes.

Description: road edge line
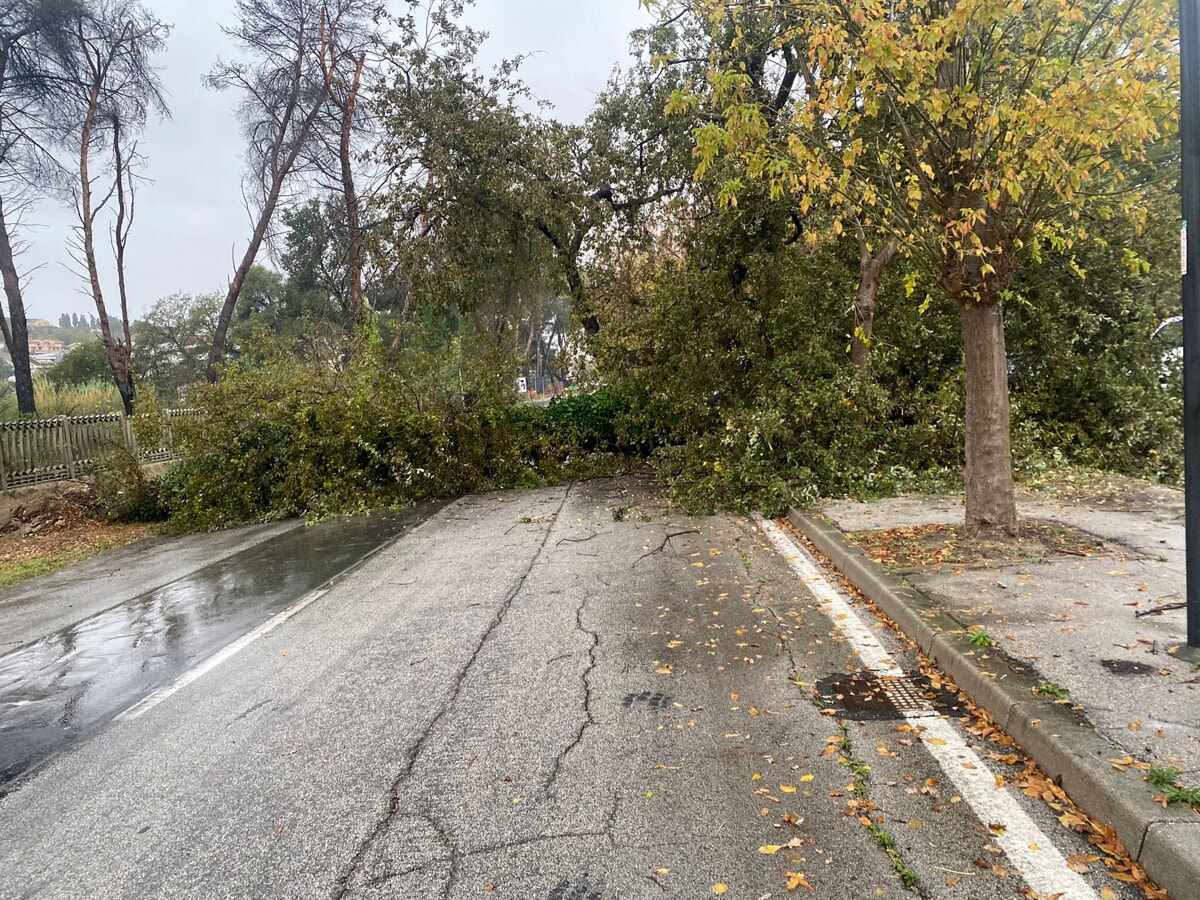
[[785, 507, 1200, 900]]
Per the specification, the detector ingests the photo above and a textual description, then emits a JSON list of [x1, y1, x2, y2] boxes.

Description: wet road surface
[[0, 505, 439, 791], [0, 481, 1143, 899]]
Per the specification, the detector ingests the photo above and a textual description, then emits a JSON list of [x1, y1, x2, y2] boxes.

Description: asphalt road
[[0, 478, 1138, 898]]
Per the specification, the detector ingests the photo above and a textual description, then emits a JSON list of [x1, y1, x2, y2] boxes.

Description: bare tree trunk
[[333, 50, 365, 330], [207, 172, 291, 382], [0, 195, 33, 415], [78, 84, 135, 415], [206, 6, 331, 380], [959, 298, 1016, 531], [113, 123, 135, 365], [850, 235, 897, 369]]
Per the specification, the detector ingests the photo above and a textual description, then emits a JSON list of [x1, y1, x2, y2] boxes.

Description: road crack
[[333, 486, 572, 898], [543, 589, 599, 797]]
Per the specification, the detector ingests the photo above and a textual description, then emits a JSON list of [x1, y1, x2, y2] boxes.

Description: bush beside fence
[[0, 410, 196, 490]]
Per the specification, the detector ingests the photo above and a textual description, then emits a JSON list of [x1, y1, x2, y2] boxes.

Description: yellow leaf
[[780, 785, 798, 793], [799, 774, 815, 782], [713, 884, 729, 895], [759, 844, 783, 855], [784, 871, 813, 890], [925, 737, 947, 745], [1099, 887, 1118, 900]]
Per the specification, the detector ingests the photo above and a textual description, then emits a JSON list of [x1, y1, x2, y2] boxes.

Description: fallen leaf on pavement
[[784, 871, 813, 890]]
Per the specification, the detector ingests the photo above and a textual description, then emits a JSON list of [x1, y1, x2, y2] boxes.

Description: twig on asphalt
[[634, 528, 701, 565], [1135, 602, 1187, 618], [556, 529, 598, 545]]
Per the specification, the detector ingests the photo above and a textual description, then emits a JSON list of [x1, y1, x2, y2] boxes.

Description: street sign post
[[1183, 0, 1200, 648]]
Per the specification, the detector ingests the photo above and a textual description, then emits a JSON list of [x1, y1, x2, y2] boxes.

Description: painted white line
[[758, 517, 1098, 900], [115, 587, 330, 724]]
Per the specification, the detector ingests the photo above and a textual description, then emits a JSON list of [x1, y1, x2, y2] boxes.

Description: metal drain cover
[[816, 674, 941, 720]]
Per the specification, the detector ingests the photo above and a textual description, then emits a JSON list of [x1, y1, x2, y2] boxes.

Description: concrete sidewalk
[[788, 484, 1200, 900]]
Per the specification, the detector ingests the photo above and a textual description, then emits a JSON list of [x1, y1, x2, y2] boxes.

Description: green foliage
[[1005, 180, 1183, 484], [93, 444, 169, 523], [1147, 767, 1200, 810], [1034, 682, 1069, 699], [133, 292, 220, 402], [590, 200, 965, 514], [583, 162, 1180, 514], [163, 332, 640, 530], [45, 340, 110, 389], [967, 627, 995, 648]]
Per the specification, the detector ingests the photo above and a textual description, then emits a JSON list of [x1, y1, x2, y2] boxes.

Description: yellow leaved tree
[[656, 0, 1177, 529]]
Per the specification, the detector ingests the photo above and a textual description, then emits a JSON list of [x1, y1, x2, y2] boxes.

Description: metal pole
[[1183, 0, 1200, 648]]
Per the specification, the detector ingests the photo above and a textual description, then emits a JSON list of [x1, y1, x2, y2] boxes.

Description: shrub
[[163, 333, 644, 530]]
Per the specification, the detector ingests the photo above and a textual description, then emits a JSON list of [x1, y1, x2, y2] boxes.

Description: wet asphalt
[[0, 480, 1151, 899], [0, 506, 439, 792]]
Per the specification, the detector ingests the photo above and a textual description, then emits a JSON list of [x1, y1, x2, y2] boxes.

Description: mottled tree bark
[[959, 298, 1016, 531], [850, 233, 897, 369]]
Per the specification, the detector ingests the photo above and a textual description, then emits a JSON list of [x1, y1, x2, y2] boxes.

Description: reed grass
[[0, 377, 124, 421]]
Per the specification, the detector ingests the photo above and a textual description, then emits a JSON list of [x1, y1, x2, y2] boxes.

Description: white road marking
[[115, 587, 330, 723], [759, 517, 1098, 900]]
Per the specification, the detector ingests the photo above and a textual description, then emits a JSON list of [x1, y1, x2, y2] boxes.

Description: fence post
[[120, 411, 136, 457], [0, 427, 7, 492], [60, 416, 77, 480]]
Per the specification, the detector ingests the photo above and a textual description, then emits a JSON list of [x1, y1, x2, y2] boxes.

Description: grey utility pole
[[1184, 0, 1200, 648]]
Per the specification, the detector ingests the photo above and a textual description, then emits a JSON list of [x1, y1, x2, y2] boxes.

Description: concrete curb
[[787, 507, 1200, 900]]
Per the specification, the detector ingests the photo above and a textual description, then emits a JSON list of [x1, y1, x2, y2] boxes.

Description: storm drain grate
[[815, 674, 941, 720]]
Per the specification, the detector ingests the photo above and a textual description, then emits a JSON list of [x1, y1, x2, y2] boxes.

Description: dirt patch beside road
[[847, 519, 1124, 571], [0, 482, 154, 588]]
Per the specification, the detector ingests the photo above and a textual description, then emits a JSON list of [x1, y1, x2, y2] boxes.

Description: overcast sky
[[18, 0, 655, 324]]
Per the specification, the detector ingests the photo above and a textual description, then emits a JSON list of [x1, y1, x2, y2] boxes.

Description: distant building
[[29, 339, 64, 354], [27, 319, 51, 328]]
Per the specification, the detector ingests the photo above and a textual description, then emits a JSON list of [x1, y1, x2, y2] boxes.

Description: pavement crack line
[[543, 588, 600, 797], [428, 813, 460, 900], [758, 516, 1101, 900], [332, 486, 573, 898]]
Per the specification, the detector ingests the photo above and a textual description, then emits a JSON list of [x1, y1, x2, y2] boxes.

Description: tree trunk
[[0, 195, 34, 415], [959, 298, 1016, 531], [207, 207, 276, 381], [850, 237, 897, 369], [337, 51, 365, 331], [78, 82, 135, 416]]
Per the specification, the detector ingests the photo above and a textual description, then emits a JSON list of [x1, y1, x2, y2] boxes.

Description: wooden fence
[[0, 409, 197, 490]]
